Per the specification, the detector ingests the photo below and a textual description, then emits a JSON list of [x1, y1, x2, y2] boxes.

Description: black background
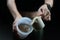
[[0, 0, 60, 40]]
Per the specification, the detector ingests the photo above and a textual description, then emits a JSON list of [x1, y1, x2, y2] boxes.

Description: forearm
[[7, 0, 22, 19], [45, 0, 53, 7]]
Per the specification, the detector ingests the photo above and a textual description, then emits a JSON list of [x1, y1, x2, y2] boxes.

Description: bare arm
[[7, 0, 22, 19], [45, 0, 53, 7]]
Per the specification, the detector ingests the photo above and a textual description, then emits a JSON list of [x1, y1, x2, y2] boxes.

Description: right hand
[[13, 16, 22, 38], [13, 16, 22, 32]]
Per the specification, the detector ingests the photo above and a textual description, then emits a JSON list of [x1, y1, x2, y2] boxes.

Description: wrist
[[14, 13, 22, 19], [16, 15, 22, 18], [45, 3, 52, 11], [45, 0, 53, 7]]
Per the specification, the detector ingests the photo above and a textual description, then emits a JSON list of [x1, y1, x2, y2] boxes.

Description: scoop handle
[[31, 16, 45, 28]]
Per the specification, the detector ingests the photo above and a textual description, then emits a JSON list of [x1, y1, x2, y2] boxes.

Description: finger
[[44, 15, 50, 21], [13, 22, 17, 31], [44, 11, 51, 21], [39, 9, 46, 18], [43, 8, 50, 16], [37, 10, 42, 15], [48, 15, 51, 21], [41, 8, 45, 14], [13, 24, 15, 30], [46, 10, 51, 21], [13, 19, 18, 30], [40, 9, 47, 19]]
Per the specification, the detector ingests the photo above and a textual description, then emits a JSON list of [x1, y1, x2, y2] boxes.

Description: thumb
[[13, 21, 17, 31], [38, 9, 44, 16]]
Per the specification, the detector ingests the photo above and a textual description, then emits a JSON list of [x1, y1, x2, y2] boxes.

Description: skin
[[7, 0, 53, 36]]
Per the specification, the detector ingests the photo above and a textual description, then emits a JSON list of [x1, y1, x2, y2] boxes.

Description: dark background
[[0, 0, 60, 40]]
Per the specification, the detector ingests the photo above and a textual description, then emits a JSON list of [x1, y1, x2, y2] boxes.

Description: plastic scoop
[[15, 16, 45, 39]]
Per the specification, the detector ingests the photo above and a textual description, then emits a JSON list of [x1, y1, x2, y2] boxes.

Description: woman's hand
[[13, 16, 22, 32], [38, 4, 51, 21]]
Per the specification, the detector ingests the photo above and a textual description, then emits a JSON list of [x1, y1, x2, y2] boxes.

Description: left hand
[[38, 4, 51, 21]]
